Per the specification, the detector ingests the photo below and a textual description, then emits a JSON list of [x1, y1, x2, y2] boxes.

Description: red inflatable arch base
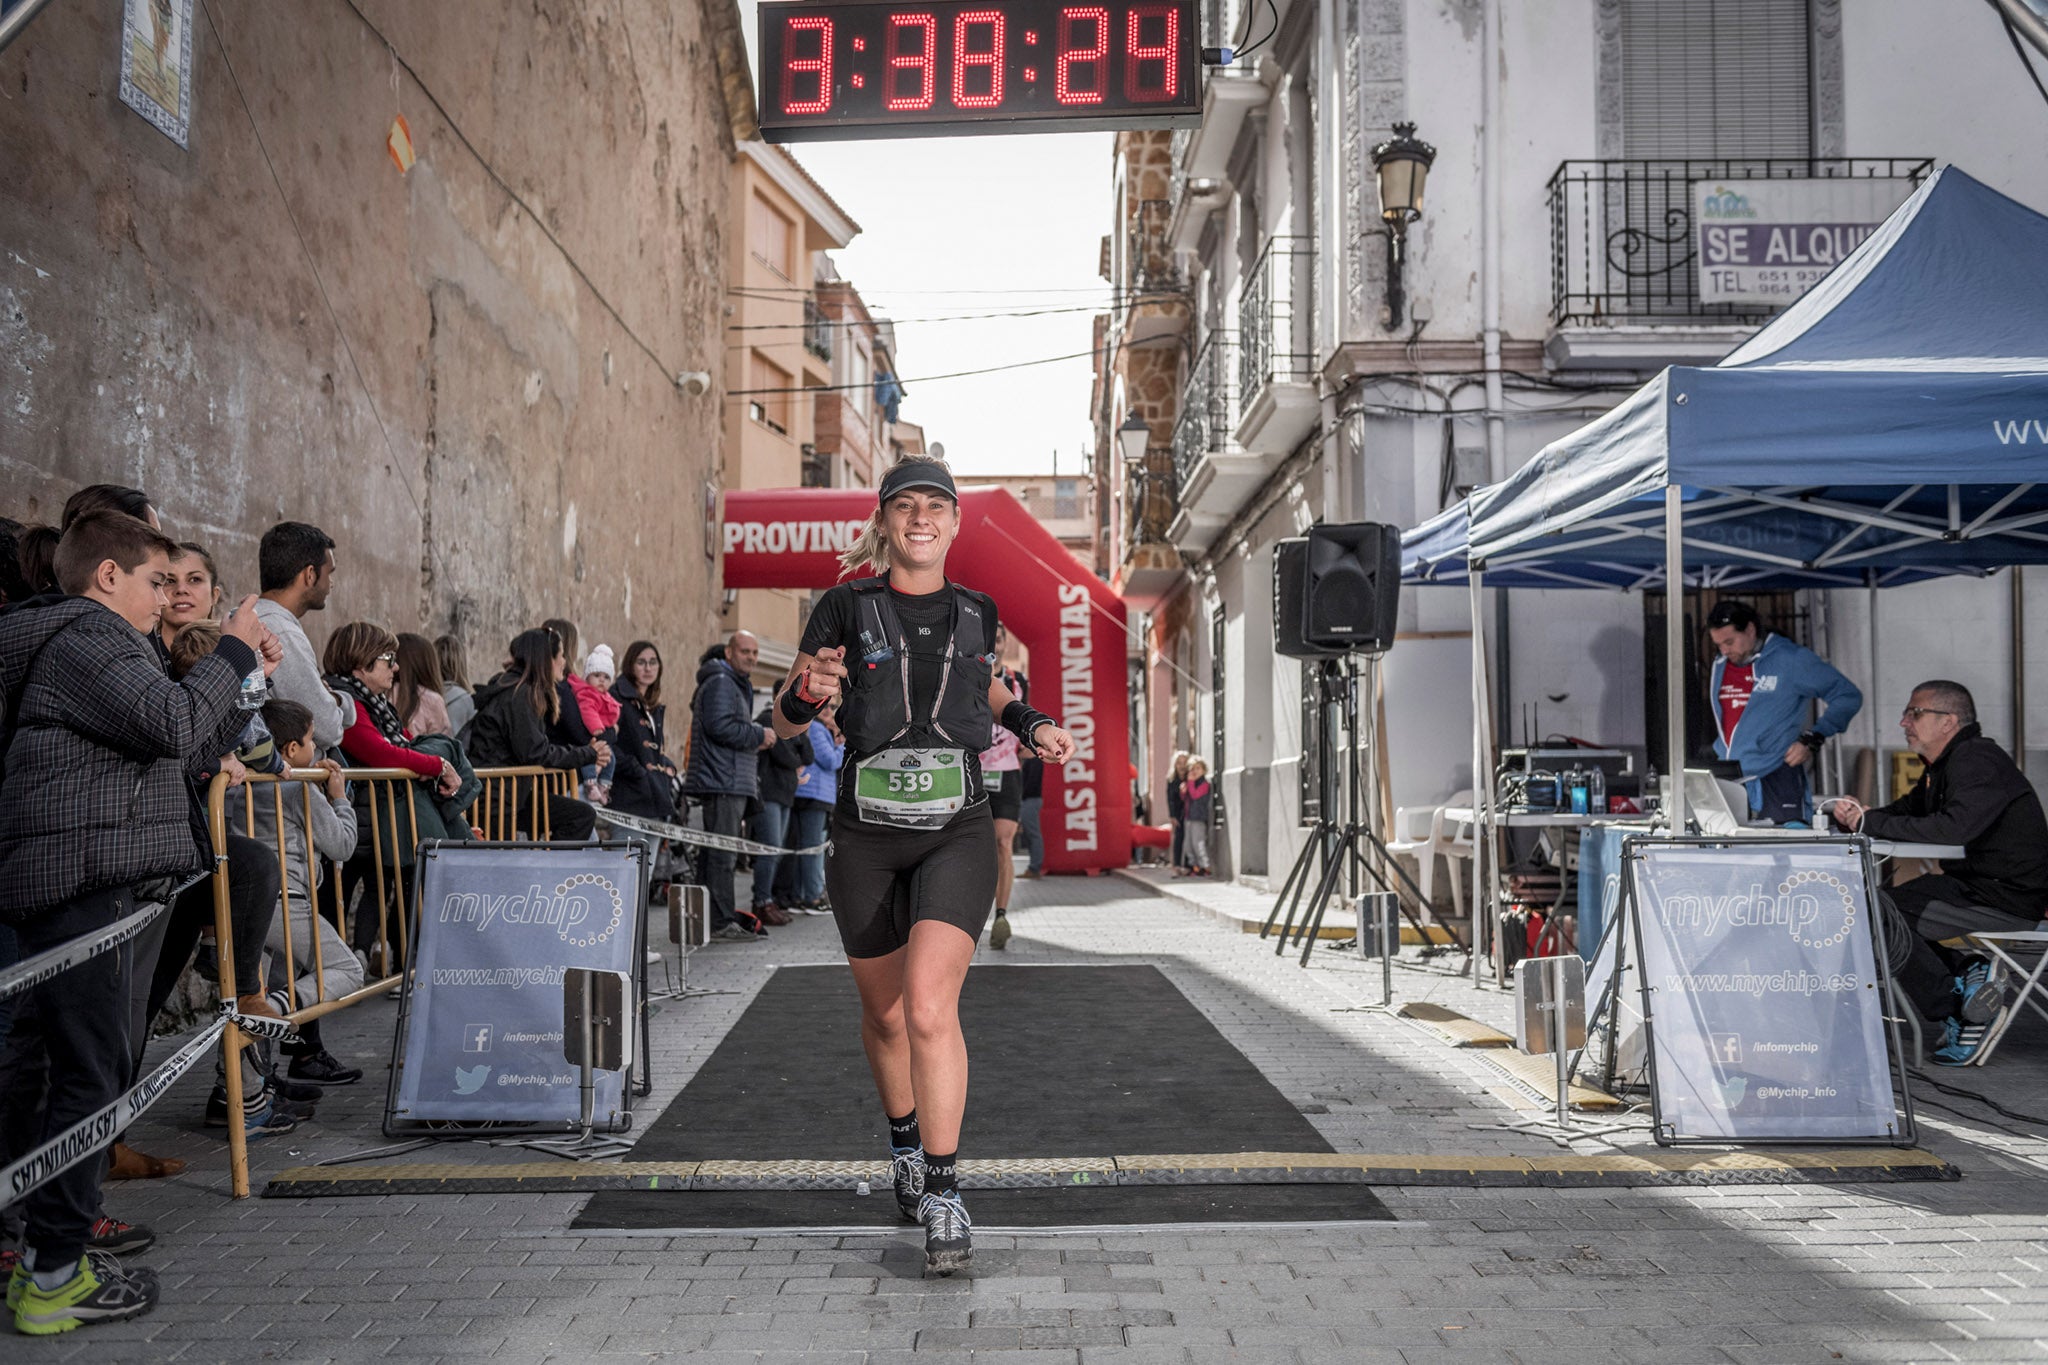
[[721, 487, 1131, 875]]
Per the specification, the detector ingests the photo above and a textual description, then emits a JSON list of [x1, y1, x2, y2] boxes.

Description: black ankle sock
[[924, 1150, 958, 1197], [887, 1109, 920, 1153]]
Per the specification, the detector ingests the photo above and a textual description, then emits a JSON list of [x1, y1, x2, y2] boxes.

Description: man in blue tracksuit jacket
[[1705, 600, 1863, 824]]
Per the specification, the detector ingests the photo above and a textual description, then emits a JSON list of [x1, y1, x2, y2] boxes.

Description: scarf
[[326, 671, 412, 748]]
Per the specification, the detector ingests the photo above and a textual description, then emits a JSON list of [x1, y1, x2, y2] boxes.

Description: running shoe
[[890, 1149, 926, 1223], [917, 1189, 973, 1277], [1933, 1014, 1990, 1066], [1957, 960, 2011, 1027], [710, 922, 760, 942], [11, 1253, 159, 1336], [989, 911, 1012, 951], [86, 1216, 155, 1257], [3, 1249, 22, 1312], [287, 1049, 364, 1086]]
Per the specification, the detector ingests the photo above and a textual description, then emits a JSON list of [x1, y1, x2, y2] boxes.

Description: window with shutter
[[1619, 0, 1812, 158]]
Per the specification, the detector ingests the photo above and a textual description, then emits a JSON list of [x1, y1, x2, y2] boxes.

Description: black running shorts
[[985, 771, 1022, 823], [825, 804, 998, 958]]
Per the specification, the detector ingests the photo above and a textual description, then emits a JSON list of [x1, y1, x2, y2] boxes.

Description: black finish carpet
[[574, 963, 1394, 1229]]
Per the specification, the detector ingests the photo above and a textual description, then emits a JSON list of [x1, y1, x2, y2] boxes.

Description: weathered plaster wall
[[1, 0, 738, 664]]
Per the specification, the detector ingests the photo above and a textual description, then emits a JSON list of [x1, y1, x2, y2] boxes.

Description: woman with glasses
[[322, 622, 463, 796]]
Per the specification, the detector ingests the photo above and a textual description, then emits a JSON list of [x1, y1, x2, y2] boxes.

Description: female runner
[[773, 455, 1075, 1276]]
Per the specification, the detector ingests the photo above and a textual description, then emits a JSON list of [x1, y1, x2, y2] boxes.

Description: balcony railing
[[1171, 329, 1237, 496], [1127, 198, 1183, 294], [1547, 158, 1934, 327], [1237, 235, 1314, 416], [1125, 450, 1177, 549], [803, 298, 833, 361]]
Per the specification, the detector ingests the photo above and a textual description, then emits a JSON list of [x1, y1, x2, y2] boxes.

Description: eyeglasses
[[1900, 707, 1953, 721], [375, 654, 398, 667]]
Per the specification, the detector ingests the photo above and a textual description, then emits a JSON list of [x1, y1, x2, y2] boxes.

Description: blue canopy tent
[[1459, 165, 2048, 827]]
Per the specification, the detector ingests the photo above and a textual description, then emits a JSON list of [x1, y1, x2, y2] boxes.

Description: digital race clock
[[757, 0, 1202, 142]]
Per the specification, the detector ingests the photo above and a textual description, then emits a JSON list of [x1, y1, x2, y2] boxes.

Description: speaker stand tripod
[[1260, 657, 1467, 968]]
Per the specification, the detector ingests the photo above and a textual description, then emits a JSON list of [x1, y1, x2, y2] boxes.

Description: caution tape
[[217, 1000, 302, 1044], [0, 1015, 227, 1204], [0, 899, 171, 1003], [596, 808, 832, 859]]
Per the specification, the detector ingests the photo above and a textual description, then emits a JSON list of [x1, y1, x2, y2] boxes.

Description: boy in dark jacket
[[0, 512, 277, 1334], [749, 690, 813, 924]]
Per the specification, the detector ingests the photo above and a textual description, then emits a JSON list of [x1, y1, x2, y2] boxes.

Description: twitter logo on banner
[[454, 1065, 490, 1095]]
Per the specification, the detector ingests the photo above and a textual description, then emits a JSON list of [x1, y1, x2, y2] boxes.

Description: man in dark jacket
[[1834, 679, 2048, 1063], [0, 512, 275, 1331], [684, 632, 774, 937]]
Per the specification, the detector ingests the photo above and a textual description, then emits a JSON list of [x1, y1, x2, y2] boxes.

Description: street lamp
[[1369, 121, 1437, 331], [1117, 409, 1151, 465]]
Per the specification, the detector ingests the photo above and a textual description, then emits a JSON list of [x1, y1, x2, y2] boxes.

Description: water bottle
[[1644, 762, 1659, 814], [1588, 764, 1607, 815], [236, 667, 269, 711], [1567, 765, 1589, 815]]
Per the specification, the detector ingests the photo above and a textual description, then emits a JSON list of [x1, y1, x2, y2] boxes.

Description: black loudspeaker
[[1304, 522, 1401, 653], [1273, 538, 1345, 659]]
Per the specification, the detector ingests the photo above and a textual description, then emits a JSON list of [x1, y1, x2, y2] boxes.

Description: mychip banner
[[1627, 837, 1910, 1144], [388, 842, 645, 1131]]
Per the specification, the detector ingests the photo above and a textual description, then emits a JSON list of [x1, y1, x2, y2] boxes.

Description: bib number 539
[[887, 771, 937, 794]]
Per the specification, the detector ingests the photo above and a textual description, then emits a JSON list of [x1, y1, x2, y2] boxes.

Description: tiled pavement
[[20, 869, 2048, 1362]]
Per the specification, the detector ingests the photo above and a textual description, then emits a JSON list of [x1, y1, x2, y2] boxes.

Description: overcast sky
[[739, 1, 1114, 479]]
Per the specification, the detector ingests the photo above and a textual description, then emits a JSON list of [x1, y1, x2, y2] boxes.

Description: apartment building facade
[[1097, 0, 2048, 888]]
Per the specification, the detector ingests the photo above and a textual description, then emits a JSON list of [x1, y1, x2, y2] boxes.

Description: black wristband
[[1002, 700, 1054, 746], [1799, 730, 1826, 751], [780, 687, 825, 726]]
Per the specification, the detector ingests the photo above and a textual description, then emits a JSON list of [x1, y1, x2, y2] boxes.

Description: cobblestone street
[[44, 872, 2048, 1363]]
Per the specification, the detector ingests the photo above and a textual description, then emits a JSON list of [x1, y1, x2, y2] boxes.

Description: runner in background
[[980, 627, 1027, 949], [772, 455, 1075, 1278]]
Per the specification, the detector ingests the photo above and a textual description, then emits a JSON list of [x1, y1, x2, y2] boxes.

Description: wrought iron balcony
[[1171, 329, 1237, 497], [1547, 158, 1933, 327], [803, 298, 833, 361], [1236, 235, 1314, 419]]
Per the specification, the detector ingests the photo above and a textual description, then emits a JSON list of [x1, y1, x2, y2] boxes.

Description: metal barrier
[[207, 764, 579, 1197]]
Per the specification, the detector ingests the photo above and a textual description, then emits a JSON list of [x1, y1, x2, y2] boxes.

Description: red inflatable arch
[[721, 487, 1130, 875]]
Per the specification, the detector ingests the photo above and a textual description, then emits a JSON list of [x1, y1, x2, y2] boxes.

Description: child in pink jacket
[[572, 645, 624, 803]]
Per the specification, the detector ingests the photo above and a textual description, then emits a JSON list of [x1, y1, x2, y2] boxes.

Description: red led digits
[[781, 16, 834, 115], [1055, 6, 1109, 104], [885, 12, 938, 110], [952, 10, 1006, 109], [1124, 3, 1178, 102]]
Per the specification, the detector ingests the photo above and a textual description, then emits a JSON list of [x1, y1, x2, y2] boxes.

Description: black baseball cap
[[878, 461, 956, 503]]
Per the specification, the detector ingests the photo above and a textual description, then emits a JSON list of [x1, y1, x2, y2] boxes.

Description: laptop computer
[[1683, 768, 1745, 835]]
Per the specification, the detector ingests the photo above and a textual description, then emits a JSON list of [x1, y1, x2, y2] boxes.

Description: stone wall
[[0, 0, 747, 667]]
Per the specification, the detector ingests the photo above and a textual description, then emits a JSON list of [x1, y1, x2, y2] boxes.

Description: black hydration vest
[[839, 579, 997, 761]]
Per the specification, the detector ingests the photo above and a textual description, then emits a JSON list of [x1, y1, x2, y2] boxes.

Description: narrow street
[[82, 873, 2048, 1364]]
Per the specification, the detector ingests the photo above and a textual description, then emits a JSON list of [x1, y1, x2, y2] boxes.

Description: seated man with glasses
[[1833, 679, 2048, 1063]]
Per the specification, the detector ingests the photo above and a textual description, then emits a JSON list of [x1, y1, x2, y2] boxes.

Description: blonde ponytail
[[839, 453, 956, 578], [839, 506, 891, 577]]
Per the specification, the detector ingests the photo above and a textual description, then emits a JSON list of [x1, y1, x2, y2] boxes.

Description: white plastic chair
[[1386, 790, 1473, 918]]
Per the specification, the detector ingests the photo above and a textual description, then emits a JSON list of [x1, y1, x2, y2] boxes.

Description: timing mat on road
[[566, 963, 1397, 1229], [266, 964, 1957, 1216], [267, 1145, 1959, 1199]]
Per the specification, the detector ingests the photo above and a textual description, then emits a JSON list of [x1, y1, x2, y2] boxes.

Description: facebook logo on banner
[[1712, 1033, 1744, 1065], [462, 1025, 493, 1053]]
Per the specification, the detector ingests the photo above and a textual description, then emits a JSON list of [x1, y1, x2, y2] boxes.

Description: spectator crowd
[[0, 483, 1051, 1334], [0, 487, 707, 1334]]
